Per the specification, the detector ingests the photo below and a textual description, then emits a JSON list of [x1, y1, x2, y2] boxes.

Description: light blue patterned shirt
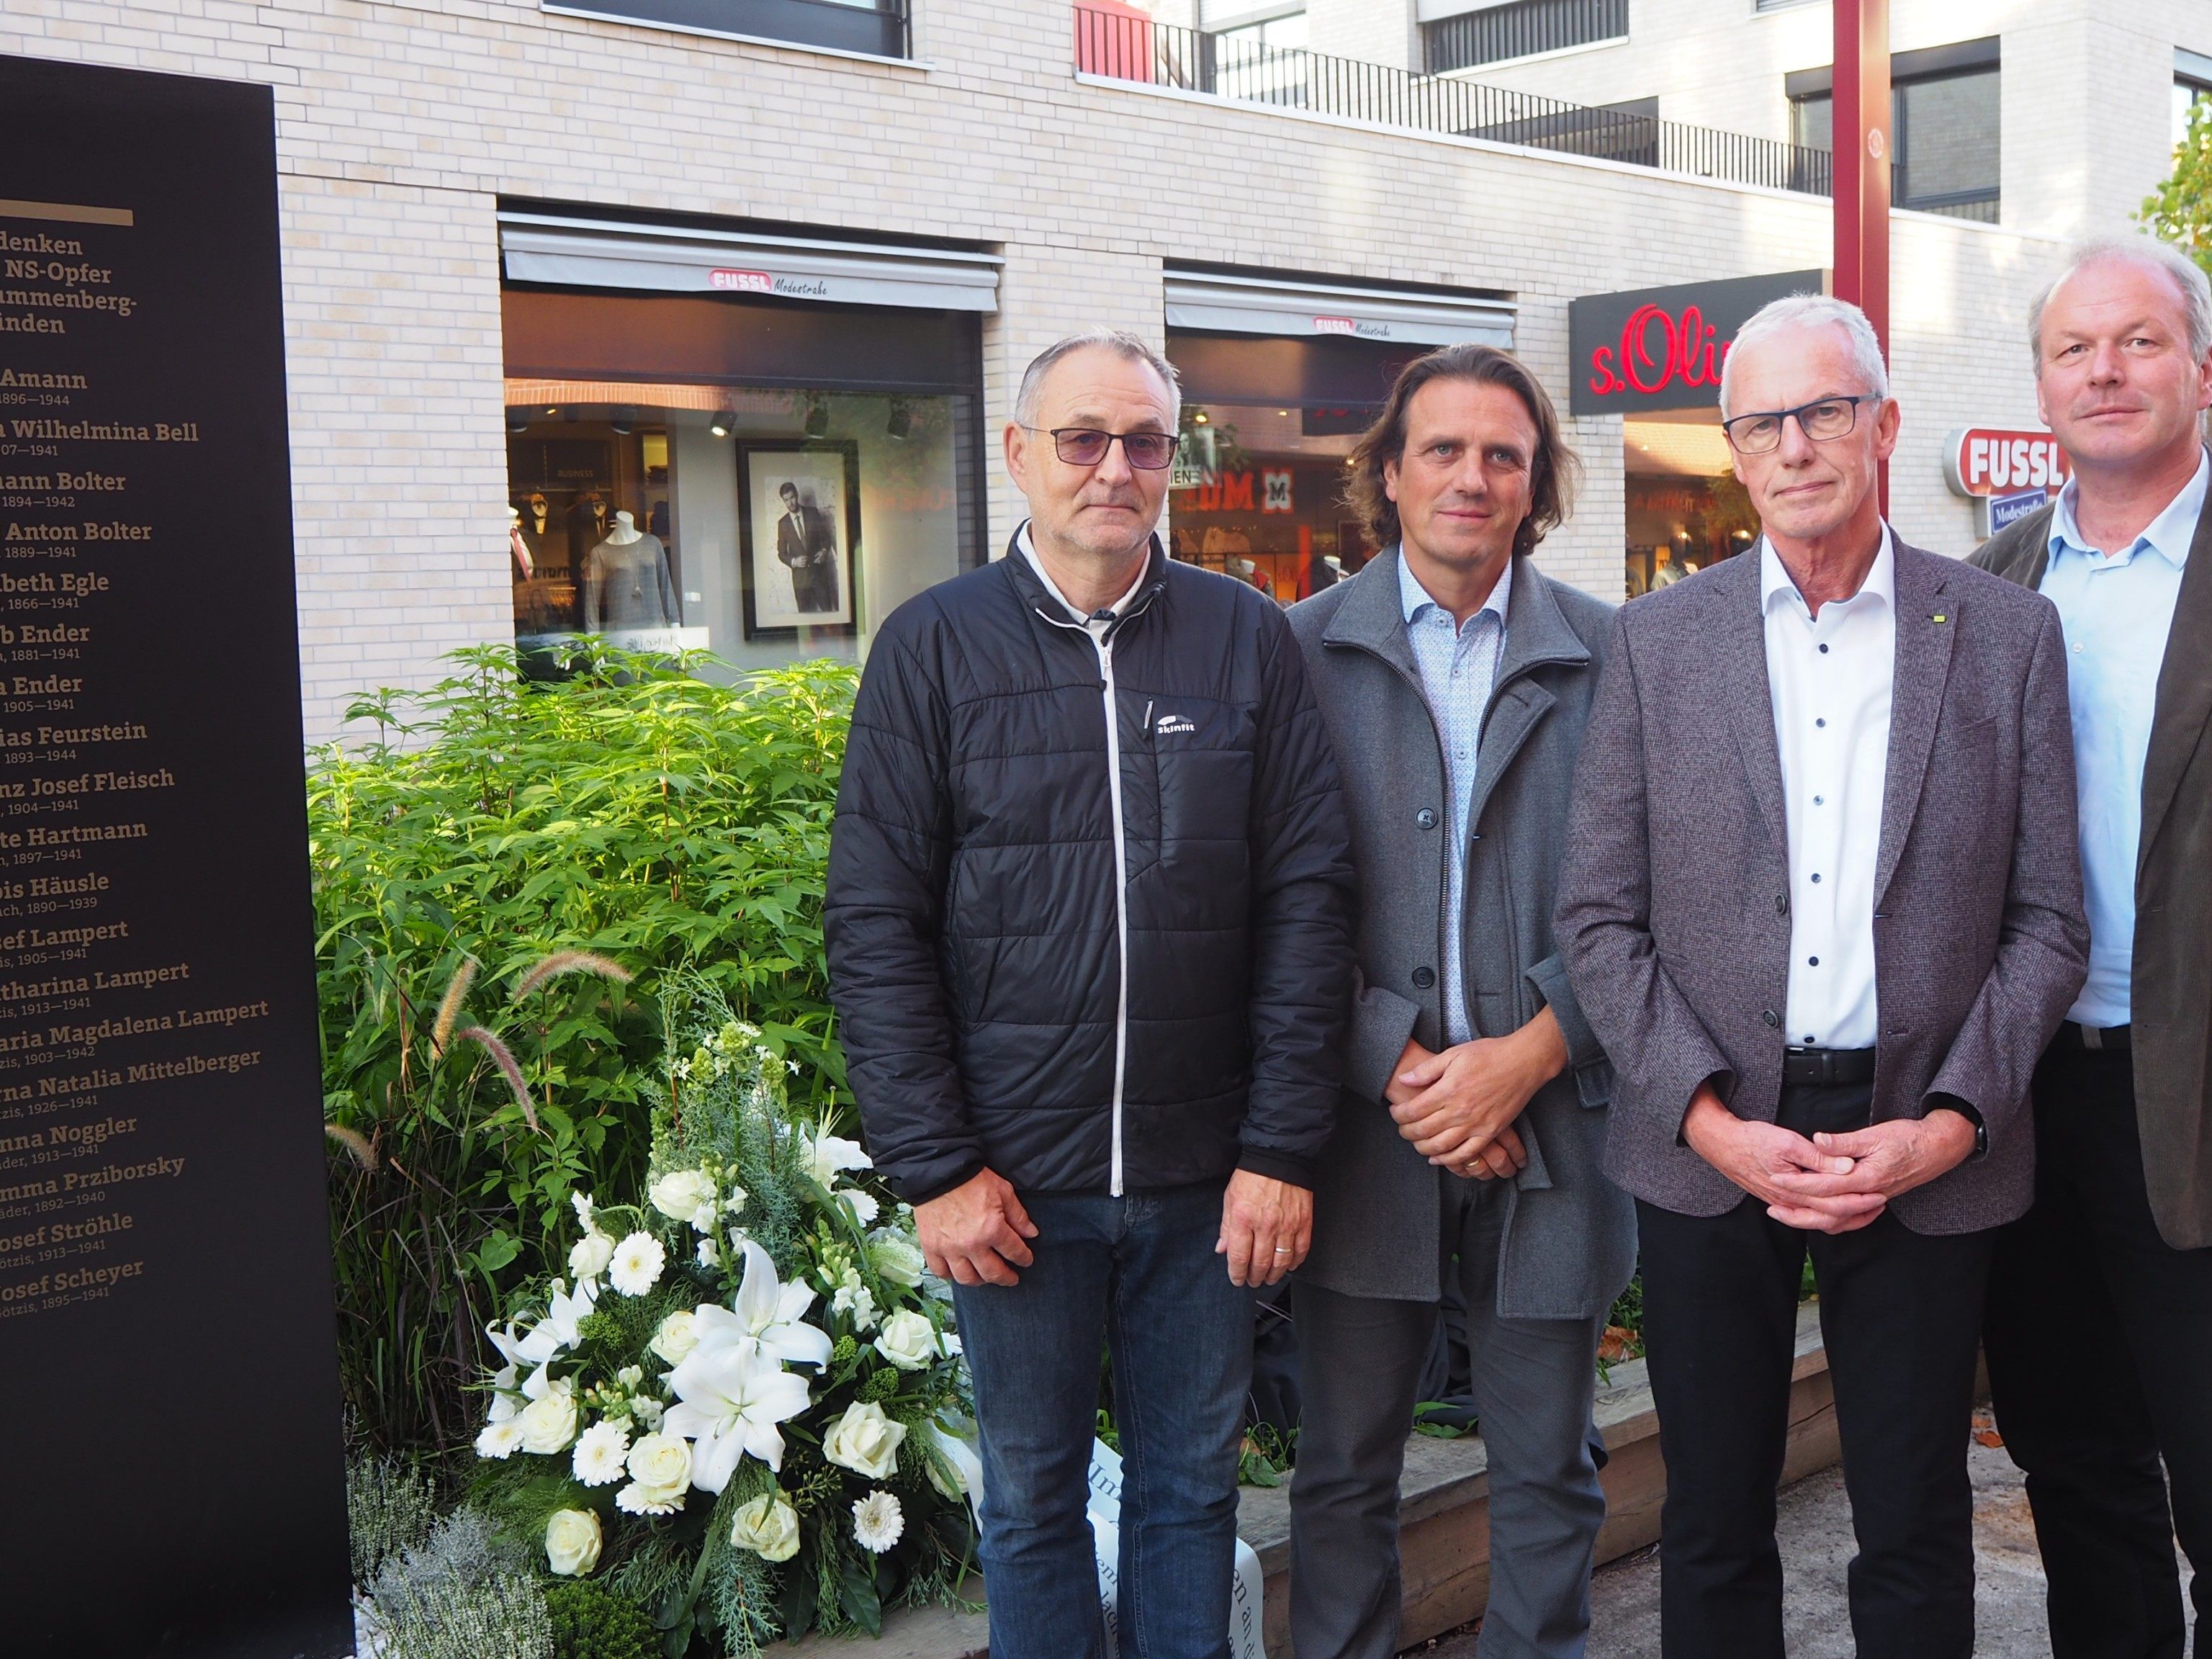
[[2041, 448, 2205, 1027], [1398, 550, 1511, 1046]]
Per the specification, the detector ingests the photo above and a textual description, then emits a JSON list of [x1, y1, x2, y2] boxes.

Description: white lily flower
[[689, 1238, 832, 1370], [516, 1277, 598, 1366], [484, 1320, 532, 1421], [662, 1344, 811, 1489], [802, 1128, 872, 1187]]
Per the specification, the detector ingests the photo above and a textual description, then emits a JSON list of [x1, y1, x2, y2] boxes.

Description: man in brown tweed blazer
[[1557, 295, 2089, 1659]]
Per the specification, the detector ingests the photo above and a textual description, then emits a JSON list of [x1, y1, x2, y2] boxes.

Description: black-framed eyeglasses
[[1721, 395, 1879, 455], [1022, 426, 1181, 469]]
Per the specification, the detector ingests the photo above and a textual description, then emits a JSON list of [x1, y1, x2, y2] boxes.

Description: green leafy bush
[[313, 646, 855, 1457]]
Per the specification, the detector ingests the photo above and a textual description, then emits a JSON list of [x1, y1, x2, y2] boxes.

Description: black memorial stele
[[0, 54, 351, 1658]]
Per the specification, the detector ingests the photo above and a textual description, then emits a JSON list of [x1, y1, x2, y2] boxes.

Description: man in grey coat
[[1557, 295, 2088, 1658], [1286, 343, 1636, 1659]]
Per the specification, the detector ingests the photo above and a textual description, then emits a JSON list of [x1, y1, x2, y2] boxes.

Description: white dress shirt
[[1761, 531, 1896, 1051], [2039, 449, 2203, 1027], [1017, 522, 1146, 639]]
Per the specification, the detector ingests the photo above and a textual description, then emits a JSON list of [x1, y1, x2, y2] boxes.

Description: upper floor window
[[1786, 37, 1999, 223], [2176, 48, 2212, 147], [1208, 4, 1310, 104], [541, 0, 910, 58], [1422, 0, 1629, 74]]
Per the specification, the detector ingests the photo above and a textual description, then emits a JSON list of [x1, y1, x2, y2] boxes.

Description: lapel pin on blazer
[[1933, 613, 1948, 624]]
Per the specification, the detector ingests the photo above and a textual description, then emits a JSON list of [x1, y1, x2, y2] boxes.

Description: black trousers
[[1637, 1081, 1995, 1659], [1984, 1041, 2212, 1658]]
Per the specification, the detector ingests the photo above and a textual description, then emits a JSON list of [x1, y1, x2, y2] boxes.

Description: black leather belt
[[1781, 1046, 1878, 1087], [2054, 1021, 2131, 1053]]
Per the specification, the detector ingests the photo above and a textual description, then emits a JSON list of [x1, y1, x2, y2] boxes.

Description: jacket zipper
[[1033, 603, 1138, 1198], [1097, 633, 1130, 1197]]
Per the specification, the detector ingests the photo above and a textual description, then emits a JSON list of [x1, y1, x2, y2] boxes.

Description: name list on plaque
[[0, 54, 350, 1659]]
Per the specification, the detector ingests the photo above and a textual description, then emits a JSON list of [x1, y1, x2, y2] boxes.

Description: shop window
[[1622, 415, 1758, 601], [541, 0, 909, 58], [1424, 0, 1629, 74], [1787, 39, 1998, 222], [502, 286, 984, 678]]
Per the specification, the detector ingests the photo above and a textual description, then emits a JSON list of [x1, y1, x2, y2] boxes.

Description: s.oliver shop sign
[[1943, 427, 2072, 498], [1569, 270, 1827, 416]]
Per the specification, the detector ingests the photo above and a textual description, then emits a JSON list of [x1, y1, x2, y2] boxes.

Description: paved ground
[[1416, 1432, 2198, 1656]]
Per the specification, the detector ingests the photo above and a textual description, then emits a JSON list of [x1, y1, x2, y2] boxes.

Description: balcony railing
[[1424, 0, 1629, 73], [1074, 4, 1832, 197]]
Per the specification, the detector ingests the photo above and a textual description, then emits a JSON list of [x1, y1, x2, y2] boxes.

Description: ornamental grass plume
[[511, 949, 634, 1002], [429, 955, 478, 1059], [455, 1024, 541, 1133]]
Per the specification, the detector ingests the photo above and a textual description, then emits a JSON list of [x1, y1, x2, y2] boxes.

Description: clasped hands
[[1681, 1084, 1979, 1234], [1386, 1007, 1569, 1181], [914, 1166, 1312, 1290]]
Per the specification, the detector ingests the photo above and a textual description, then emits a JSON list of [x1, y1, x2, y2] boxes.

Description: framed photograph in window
[[739, 441, 860, 639]]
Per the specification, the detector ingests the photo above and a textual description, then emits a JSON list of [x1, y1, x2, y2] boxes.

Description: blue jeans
[[950, 1179, 1255, 1659]]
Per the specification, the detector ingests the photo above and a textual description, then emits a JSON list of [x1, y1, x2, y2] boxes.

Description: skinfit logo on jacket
[[1155, 714, 1197, 736]]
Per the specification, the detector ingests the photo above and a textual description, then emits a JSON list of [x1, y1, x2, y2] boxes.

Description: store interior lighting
[[709, 409, 734, 438], [610, 408, 635, 435], [505, 408, 529, 435]]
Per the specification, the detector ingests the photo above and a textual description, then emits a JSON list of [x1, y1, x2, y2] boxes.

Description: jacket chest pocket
[[1138, 698, 1256, 851]]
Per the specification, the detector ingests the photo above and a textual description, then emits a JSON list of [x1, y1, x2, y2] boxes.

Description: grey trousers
[[1287, 1173, 1607, 1659]]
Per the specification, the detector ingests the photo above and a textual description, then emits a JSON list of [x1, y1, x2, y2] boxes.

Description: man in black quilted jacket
[[827, 328, 1356, 1659]]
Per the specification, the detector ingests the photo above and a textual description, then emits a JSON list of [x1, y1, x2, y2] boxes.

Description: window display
[[501, 275, 985, 678]]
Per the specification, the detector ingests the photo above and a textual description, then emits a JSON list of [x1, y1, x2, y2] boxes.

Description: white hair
[[1719, 292, 1889, 418], [2028, 235, 2212, 372], [1014, 328, 1182, 428]]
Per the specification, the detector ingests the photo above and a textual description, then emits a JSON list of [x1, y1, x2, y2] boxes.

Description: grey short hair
[[2028, 236, 2212, 372], [1013, 328, 1182, 428], [1719, 292, 1889, 418]]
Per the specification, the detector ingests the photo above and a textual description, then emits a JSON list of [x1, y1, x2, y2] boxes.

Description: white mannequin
[[605, 509, 643, 546]]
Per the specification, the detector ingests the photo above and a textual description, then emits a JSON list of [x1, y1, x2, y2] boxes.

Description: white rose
[[568, 1229, 615, 1282], [544, 1509, 602, 1577], [651, 1310, 700, 1367], [822, 1401, 907, 1480], [518, 1383, 579, 1455], [729, 1491, 801, 1563], [624, 1431, 694, 1506], [867, 1232, 926, 1289], [873, 1309, 937, 1372], [649, 1169, 718, 1227]]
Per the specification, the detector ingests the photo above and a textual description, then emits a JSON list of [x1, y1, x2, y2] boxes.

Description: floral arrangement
[[465, 982, 981, 1655]]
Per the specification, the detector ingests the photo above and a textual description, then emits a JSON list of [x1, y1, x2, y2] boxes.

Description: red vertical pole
[[1833, 0, 1890, 509]]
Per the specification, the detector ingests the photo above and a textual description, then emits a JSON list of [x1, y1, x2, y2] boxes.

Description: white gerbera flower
[[608, 1231, 666, 1297], [475, 1416, 526, 1460], [852, 1490, 904, 1553], [840, 1187, 881, 1226], [572, 1420, 631, 1486]]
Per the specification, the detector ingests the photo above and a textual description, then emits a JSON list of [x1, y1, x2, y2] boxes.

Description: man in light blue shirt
[[1975, 236, 2212, 1659], [2038, 452, 2200, 1029], [1285, 344, 1634, 1659], [1398, 544, 1510, 1053]]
